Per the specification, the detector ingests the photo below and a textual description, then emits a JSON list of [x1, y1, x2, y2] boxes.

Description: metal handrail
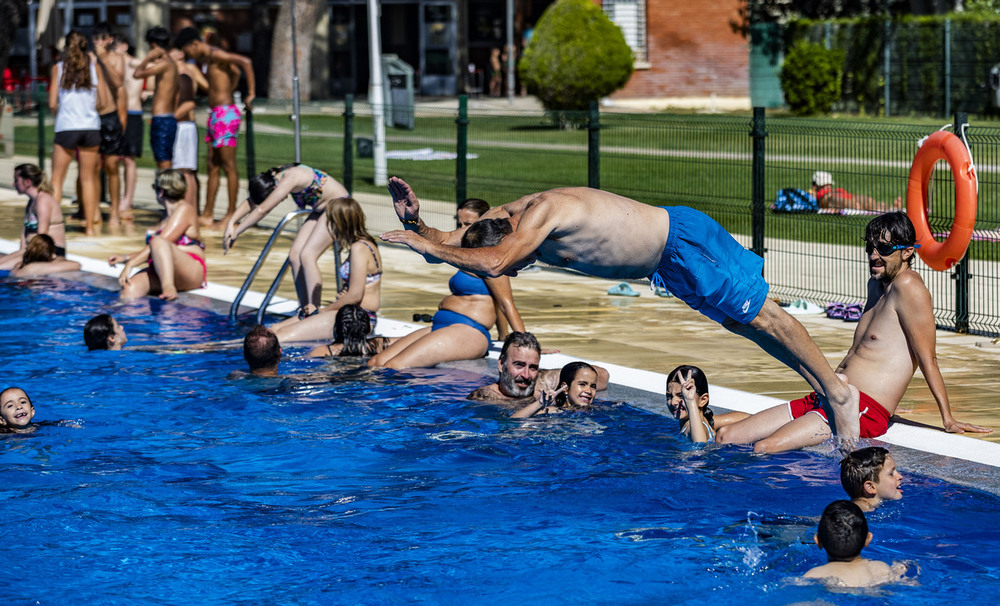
[[229, 209, 312, 320]]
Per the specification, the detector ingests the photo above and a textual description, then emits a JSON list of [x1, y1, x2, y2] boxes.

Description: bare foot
[[828, 382, 861, 447], [159, 288, 179, 301], [198, 215, 215, 228], [211, 215, 233, 230]]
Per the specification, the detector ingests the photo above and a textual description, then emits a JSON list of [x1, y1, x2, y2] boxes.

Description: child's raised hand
[[539, 383, 567, 408], [680, 369, 699, 408]]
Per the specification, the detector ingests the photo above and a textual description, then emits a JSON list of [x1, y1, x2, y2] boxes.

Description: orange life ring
[[905, 130, 977, 271]]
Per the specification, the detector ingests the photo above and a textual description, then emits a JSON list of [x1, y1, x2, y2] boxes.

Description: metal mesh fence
[[8, 95, 998, 335]]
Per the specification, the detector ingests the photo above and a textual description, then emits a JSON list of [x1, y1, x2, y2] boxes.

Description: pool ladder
[[228, 209, 341, 324]]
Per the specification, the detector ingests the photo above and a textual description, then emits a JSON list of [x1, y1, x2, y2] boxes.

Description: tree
[[518, 0, 633, 113], [268, 0, 325, 100], [731, 0, 921, 38], [780, 40, 845, 115]]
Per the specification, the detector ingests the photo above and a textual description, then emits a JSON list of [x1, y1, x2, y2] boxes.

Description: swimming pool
[[3, 276, 1000, 604]]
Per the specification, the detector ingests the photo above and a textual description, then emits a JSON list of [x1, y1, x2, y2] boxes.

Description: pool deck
[[2, 154, 999, 472]]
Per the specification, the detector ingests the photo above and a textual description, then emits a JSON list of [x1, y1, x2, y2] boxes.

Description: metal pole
[[37, 85, 45, 171], [343, 94, 354, 195], [954, 111, 971, 334], [750, 107, 767, 259], [367, 0, 387, 186], [28, 1, 37, 83], [883, 19, 891, 117], [944, 19, 951, 119], [506, 0, 515, 103], [588, 100, 599, 189], [290, 0, 302, 163], [456, 95, 468, 205]]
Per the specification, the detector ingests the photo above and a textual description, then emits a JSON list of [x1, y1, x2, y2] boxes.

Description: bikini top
[[146, 230, 205, 250], [291, 166, 330, 210], [338, 240, 381, 285], [24, 202, 38, 236], [449, 270, 490, 297]]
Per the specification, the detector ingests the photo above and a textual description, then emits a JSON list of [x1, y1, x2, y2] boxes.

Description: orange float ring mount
[[905, 129, 978, 271]]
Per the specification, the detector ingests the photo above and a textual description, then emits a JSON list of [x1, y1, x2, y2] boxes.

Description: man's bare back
[[383, 181, 670, 280]]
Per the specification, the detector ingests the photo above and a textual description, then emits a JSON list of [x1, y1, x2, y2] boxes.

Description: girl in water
[[1, 164, 67, 270], [11, 234, 81, 277], [108, 170, 206, 300], [512, 361, 600, 419], [307, 304, 397, 358], [272, 197, 381, 343], [666, 365, 747, 443], [222, 163, 349, 318]]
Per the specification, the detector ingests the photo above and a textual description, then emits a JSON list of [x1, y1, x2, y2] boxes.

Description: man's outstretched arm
[[896, 274, 991, 434]]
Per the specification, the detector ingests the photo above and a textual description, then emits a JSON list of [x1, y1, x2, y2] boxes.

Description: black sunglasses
[[864, 240, 920, 256]]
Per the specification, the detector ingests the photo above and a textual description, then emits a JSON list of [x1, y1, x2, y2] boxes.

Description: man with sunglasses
[[716, 212, 991, 452]]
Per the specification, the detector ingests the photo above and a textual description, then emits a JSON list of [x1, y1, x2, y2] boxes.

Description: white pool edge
[[5, 237, 999, 469]]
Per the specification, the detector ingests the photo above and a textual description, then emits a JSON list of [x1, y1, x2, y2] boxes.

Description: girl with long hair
[[49, 30, 103, 236], [272, 197, 381, 343]]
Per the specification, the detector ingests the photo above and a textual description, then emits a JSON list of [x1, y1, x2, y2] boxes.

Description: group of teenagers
[[5, 156, 996, 589], [25, 20, 256, 244]]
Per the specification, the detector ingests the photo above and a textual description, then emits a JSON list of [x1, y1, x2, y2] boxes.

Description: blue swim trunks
[[431, 309, 492, 345], [150, 114, 178, 162], [649, 206, 768, 325]]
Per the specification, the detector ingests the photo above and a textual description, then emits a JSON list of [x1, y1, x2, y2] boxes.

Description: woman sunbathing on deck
[[108, 169, 206, 300]]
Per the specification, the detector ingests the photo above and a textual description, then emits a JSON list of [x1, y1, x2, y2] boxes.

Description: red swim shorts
[[787, 391, 892, 438]]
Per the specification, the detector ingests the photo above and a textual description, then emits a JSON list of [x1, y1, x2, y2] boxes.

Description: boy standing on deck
[[804, 500, 906, 588], [92, 22, 126, 225], [117, 34, 145, 223], [174, 27, 255, 228], [840, 447, 903, 512], [133, 27, 179, 171]]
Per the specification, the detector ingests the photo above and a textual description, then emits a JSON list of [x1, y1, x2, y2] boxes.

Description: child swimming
[[666, 365, 747, 443], [0, 387, 36, 433], [803, 500, 906, 588], [840, 446, 903, 512], [512, 361, 598, 419]]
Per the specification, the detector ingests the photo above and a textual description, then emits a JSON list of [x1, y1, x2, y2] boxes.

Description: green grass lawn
[[14, 107, 999, 252]]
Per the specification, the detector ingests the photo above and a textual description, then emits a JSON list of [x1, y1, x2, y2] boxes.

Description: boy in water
[[84, 314, 128, 351], [804, 500, 905, 588], [840, 446, 903, 512], [1, 387, 36, 433]]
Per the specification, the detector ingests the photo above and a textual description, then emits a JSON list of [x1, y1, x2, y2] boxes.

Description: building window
[[603, 0, 647, 64]]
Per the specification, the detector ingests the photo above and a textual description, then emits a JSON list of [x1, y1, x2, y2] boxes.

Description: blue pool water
[[3, 276, 1000, 605]]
